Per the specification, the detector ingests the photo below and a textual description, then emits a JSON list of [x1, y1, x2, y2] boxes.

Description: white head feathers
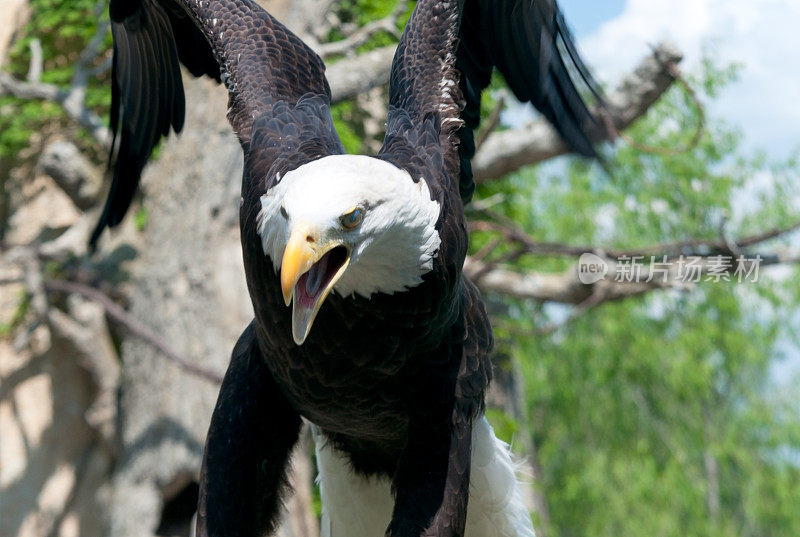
[[257, 154, 441, 298]]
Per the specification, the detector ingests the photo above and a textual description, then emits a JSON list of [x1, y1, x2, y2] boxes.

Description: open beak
[[280, 226, 350, 345]]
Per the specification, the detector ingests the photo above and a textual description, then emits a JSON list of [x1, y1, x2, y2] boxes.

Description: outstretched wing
[[379, 0, 602, 203], [93, 0, 342, 245], [197, 321, 302, 537]]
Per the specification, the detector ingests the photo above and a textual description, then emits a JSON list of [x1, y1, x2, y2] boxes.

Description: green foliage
[[476, 58, 800, 537], [133, 206, 149, 232], [0, 0, 111, 161], [331, 101, 364, 154], [517, 289, 799, 537], [0, 288, 31, 338], [485, 407, 521, 445], [325, 0, 414, 55]]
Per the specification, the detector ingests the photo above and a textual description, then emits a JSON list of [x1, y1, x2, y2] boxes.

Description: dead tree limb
[[469, 218, 800, 260], [472, 41, 684, 182], [465, 218, 800, 307], [317, 1, 406, 58], [327, 45, 397, 103], [44, 279, 225, 384], [0, 1, 112, 147], [0, 70, 111, 147], [38, 141, 104, 210]]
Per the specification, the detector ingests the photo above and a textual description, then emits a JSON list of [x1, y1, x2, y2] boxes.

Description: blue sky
[[560, 0, 625, 39], [556, 0, 800, 161]]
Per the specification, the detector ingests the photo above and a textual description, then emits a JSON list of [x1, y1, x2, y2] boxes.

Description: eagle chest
[[259, 285, 458, 444]]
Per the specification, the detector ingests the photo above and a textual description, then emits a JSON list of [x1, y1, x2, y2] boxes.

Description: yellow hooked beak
[[280, 225, 351, 345]]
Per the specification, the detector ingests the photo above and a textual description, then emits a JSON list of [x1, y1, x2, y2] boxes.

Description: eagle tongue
[[292, 255, 331, 344], [291, 297, 316, 345], [290, 246, 349, 345], [305, 254, 329, 297]]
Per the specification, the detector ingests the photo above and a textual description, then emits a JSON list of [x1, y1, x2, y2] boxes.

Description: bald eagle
[[95, 0, 601, 535]]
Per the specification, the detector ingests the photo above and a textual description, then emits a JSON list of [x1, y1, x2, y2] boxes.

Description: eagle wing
[[379, 0, 602, 203], [197, 322, 302, 537], [432, 277, 495, 532], [93, 0, 343, 245]]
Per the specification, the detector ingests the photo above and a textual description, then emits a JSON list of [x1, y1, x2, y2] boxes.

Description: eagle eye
[[339, 207, 364, 230]]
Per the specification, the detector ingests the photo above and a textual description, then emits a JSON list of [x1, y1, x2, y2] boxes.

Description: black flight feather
[[91, 0, 196, 246], [92, 0, 337, 247], [453, 0, 603, 202]]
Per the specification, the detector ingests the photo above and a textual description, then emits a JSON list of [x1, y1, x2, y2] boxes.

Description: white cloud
[[580, 0, 800, 159]]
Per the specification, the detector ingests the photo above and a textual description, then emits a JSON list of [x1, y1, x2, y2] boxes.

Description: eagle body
[[243, 153, 472, 471], [96, 0, 601, 535], [316, 418, 535, 537]]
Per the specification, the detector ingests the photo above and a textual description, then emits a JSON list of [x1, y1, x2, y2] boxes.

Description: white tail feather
[[314, 417, 535, 537]]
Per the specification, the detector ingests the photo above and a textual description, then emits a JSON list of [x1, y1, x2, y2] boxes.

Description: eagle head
[[257, 154, 441, 345]]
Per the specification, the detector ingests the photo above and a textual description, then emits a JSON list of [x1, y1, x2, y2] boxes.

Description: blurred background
[[1, 1, 799, 536]]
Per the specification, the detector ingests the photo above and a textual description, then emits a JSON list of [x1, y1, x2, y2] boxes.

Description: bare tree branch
[[66, 11, 110, 118], [317, 0, 406, 58], [76, 3, 110, 69], [38, 140, 104, 210], [474, 94, 506, 153], [467, 251, 798, 308], [0, 4, 112, 147], [472, 41, 684, 182], [27, 38, 42, 82], [45, 279, 224, 384], [465, 257, 653, 304], [0, 71, 112, 147], [470, 216, 800, 260], [616, 57, 706, 157], [465, 219, 800, 308], [0, 70, 60, 100], [3, 246, 52, 353], [327, 45, 396, 103]]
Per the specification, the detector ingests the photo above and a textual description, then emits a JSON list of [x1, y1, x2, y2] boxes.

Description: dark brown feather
[[93, 0, 340, 245], [92, 0, 188, 245], [196, 323, 302, 537], [382, 0, 603, 205]]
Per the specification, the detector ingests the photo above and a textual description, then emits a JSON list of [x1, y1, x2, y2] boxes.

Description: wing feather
[[91, 2, 189, 244], [381, 0, 603, 205], [93, 0, 341, 246], [197, 322, 302, 537]]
